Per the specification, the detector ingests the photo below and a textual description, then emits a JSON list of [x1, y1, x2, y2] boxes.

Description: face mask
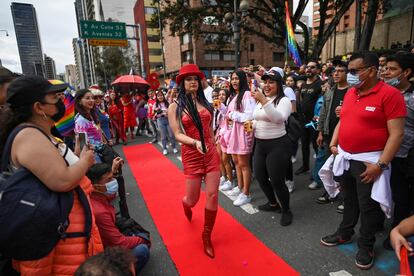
[[51, 99, 66, 122], [347, 73, 365, 88], [104, 179, 118, 196], [385, 74, 402, 87]]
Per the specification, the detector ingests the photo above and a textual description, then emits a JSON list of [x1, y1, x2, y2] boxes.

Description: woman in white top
[[251, 71, 293, 226]]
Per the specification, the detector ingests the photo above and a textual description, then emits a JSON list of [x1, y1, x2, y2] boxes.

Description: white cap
[[89, 88, 104, 96], [268, 67, 284, 78]]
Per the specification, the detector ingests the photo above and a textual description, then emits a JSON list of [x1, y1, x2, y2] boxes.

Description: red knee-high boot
[[182, 200, 192, 222], [202, 208, 217, 258]]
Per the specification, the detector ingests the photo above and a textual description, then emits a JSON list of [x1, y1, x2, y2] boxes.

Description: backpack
[[0, 125, 92, 260], [285, 113, 302, 143]]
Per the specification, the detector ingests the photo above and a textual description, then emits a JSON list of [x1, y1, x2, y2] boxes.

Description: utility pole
[[126, 24, 146, 78]]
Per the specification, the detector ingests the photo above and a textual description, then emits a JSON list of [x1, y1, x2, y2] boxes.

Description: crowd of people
[[0, 47, 413, 274]]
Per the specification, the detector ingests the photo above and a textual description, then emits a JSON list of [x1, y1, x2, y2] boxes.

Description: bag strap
[[1, 124, 51, 172]]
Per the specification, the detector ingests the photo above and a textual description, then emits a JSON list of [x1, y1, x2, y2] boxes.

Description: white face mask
[[347, 73, 363, 88], [385, 73, 402, 87]]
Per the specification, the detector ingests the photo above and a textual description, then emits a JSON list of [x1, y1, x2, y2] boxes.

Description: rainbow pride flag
[[49, 80, 75, 136], [285, 0, 302, 66]]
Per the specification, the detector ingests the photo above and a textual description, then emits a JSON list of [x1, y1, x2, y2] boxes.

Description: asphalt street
[[115, 136, 398, 276]]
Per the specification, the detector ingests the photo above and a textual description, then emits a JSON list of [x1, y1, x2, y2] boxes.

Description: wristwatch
[[376, 161, 389, 170]]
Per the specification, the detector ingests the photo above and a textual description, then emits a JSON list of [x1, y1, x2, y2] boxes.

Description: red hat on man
[[176, 64, 205, 85]]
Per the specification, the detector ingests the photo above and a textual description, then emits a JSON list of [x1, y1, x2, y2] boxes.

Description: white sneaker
[[163, 149, 168, 155], [313, 153, 317, 159], [291, 156, 297, 163], [173, 148, 178, 154], [233, 193, 251, 206], [220, 180, 233, 191], [227, 186, 241, 196], [219, 176, 226, 186], [308, 181, 322, 190], [285, 180, 295, 193]]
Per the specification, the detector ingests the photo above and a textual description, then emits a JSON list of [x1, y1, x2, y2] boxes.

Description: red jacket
[[90, 192, 146, 249]]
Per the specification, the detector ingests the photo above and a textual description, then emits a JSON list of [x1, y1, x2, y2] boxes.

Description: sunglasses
[[348, 67, 370, 76]]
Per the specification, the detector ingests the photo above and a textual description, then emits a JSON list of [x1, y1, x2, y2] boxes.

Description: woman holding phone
[[251, 71, 293, 226], [168, 64, 220, 258]]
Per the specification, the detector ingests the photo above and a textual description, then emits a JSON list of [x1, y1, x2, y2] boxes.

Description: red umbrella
[[111, 75, 150, 90]]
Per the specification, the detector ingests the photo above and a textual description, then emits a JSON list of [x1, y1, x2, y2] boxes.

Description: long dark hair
[[75, 89, 99, 124], [218, 88, 230, 106], [0, 104, 34, 157], [268, 72, 286, 106], [229, 70, 249, 111], [155, 91, 169, 108], [176, 77, 213, 153]]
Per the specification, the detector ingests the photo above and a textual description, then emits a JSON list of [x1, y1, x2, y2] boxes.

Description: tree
[[155, 0, 358, 62], [94, 43, 139, 89]]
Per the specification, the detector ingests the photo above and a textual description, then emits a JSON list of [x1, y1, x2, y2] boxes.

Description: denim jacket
[[317, 85, 336, 135]]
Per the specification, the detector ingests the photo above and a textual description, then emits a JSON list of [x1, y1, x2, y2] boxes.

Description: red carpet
[[124, 144, 298, 276]]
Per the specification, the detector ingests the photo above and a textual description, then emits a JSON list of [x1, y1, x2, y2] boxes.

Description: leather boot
[[182, 200, 192, 222], [202, 208, 217, 258]]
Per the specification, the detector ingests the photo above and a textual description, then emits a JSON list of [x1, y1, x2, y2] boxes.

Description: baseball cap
[[267, 67, 284, 78], [261, 70, 283, 82], [7, 75, 68, 106], [0, 66, 20, 83]]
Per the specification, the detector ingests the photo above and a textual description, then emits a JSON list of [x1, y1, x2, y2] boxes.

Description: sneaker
[[219, 176, 226, 186], [355, 248, 374, 270], [308, 181, 322, 190], [173, 148, 178, 154], [291, 156, 297, 163], [220, 180, 233, 191], [320, 233, 352, 247], [336, 202, 344, 214], [258, 202, 281, 213], [227, 186, 241, 196], [295, 166, 309, 175], [162, 149, 168, 155], [316, 192, 335, 204], [280, 210, 293, 226], [285, 180, 295, 193], [233, 193, 251, 206]]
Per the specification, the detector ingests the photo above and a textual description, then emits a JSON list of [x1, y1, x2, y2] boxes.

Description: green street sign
[[80, 20, 127, 40]]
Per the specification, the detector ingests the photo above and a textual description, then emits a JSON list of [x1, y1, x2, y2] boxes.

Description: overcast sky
[[0, 0, 78, 74]]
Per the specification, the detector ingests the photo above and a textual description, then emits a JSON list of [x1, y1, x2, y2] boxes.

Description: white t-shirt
[[204, 86, 213, 103], [283, 86, 296, 102], [253, 96, 292, 139]]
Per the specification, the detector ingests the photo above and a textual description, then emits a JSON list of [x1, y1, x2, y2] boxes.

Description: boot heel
[[202, 209, 217, 258]]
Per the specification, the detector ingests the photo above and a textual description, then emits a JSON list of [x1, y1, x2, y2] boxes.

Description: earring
[[42, 112, 48, 121]]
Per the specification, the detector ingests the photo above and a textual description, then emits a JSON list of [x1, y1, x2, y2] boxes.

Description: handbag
[[0, 125, 92, 260], [285, 113, 302, 143]]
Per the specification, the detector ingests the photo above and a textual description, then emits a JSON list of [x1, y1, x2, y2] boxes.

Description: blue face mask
[[104, 179, 118, 196], [347, 72, 365, 88], [385, 74, 402, 87]]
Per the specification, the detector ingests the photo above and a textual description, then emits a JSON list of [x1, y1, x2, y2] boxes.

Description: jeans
[[312, 146, 326, 185], [157, 116, 176, 150], [149, 118, 158, 140], [300, 126, 318, 168], [132, 244, 150, 274], [254, 135, 292, 210], [337, 160, 384, 250]]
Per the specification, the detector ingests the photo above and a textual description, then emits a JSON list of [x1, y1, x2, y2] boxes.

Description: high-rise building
[[11, 2, 44, 77], [44, 54, 57, 79], [133, 0, 163, 77], [158, 0, 285, 78], [65, 64, 79, 89]]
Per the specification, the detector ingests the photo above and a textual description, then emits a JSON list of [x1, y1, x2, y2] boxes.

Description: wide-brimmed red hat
[[176, 64, 205, 85]]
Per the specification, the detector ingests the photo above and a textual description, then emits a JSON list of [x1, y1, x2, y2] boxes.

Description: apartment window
[[203, 16, 219, 25], [183, 50, 193, 62], [223, 51, 235, 61], [149, 49, 162, 55], [204, 51, 220, 61], [146, 20, 159, 28], [144, 7, 158, 14], [202, 0, 218, 6], [250, 43, 255, 52], [273, 52, 283, 62], [182, 33, 191, 44], [148, 35, 160, 42], [345, 23, 349, 28], [250, 59, 255, 65], [203, 33, 219, 44]]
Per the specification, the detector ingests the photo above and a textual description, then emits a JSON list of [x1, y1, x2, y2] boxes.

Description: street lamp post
[[224, 0, 249, 69]]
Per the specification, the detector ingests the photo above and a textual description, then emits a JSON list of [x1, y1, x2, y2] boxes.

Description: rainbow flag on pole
[[285, 0, 302, 66]]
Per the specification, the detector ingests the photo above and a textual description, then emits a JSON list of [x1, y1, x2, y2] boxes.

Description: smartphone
[[78, 132, 88, 149], [250, 79, 258, 92]]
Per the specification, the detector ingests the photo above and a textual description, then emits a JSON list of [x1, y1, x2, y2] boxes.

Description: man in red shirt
[[88, 162, 151, 274], [147, 89, 158, 144], [320, 52, 406, 270]]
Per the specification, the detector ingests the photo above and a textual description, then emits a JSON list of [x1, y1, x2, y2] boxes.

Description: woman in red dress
[[108, 91, 127, 145], [168, 64, 220, 258], [121, 92, 137, 139]]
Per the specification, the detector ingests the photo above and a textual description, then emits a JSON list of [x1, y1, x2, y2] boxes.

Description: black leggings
[[253, 135, 292, 210]]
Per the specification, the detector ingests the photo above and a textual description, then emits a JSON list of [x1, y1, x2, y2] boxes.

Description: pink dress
[[224, 91, 256, 155], [181, 108, 220, 176]]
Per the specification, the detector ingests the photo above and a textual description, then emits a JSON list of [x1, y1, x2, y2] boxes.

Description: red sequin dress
[[181, 108, 220, 176], [121, 94, 137, 129]]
